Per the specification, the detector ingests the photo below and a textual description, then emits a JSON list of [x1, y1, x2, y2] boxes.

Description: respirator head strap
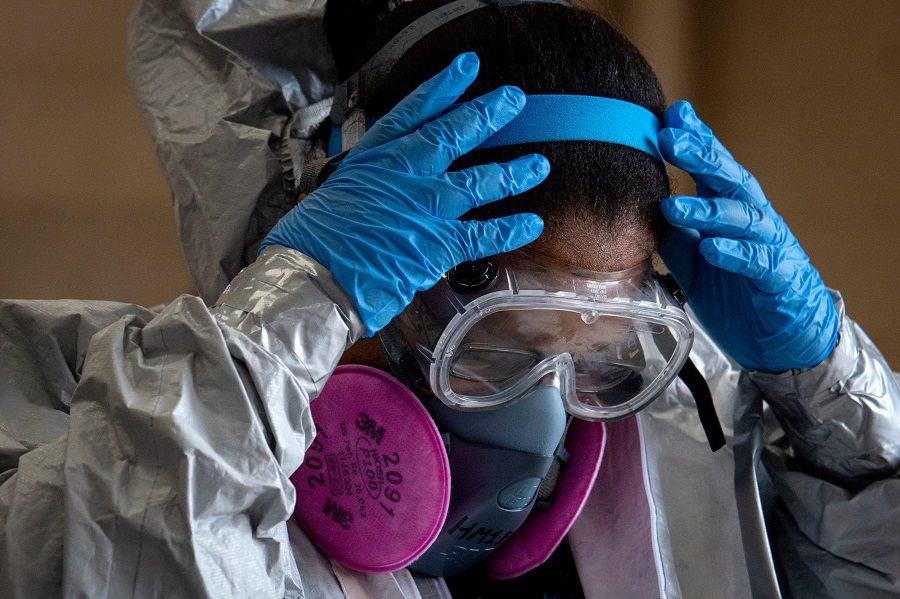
[[330, 0, 572, 149]]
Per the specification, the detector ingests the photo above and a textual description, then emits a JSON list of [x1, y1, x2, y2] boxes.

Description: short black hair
[[325, 1, 669, 257]]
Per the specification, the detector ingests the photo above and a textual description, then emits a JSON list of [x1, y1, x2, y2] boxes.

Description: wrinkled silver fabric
[[127, 0, 336, 304], [639, 314, 758, 598], [0, 0, 897, 597], [0, 248, 361, 597], [753, 305, 900, 598], [643, 294, 900, 598]]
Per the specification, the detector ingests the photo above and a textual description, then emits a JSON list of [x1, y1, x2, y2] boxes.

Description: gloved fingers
[[662, 101, 738, 162], [391, 85, 526, 176], [435, 154, 550, 219], [661, 196, 782, 244], [657, 224, 701, 293], [699, 238, 795, 294], [659, 105, 768, 207], [347, 53, 479, 159], [659, 128, 768, 208], [454, 213, 544, 261]]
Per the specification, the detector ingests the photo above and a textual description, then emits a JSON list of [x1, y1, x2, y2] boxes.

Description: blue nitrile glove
[[261, 53, 549, 335], [657, 100, 839, 373]]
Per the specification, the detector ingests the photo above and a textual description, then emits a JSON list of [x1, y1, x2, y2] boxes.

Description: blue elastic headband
[[328, 94, 663, 162], [476, 95, 663, 161]]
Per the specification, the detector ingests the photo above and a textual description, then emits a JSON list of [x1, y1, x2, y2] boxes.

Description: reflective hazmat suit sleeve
[[749, 293, 900, 597], [0, 246, 362, 598], [127, 0, 335, 305]]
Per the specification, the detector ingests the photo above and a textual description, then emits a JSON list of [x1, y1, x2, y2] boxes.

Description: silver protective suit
[[0, 1, 898, 597]]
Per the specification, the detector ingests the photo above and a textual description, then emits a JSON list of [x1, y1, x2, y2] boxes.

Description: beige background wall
[[1, 1, 898, 365]]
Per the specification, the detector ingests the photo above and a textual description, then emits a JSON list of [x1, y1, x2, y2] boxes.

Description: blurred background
[[0, 0, 898, 365]]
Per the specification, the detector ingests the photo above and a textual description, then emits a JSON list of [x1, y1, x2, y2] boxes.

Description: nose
[[532, 352, 577, 404], [537, 371, 559, 387]]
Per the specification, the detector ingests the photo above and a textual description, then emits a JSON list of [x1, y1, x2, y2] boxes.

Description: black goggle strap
[[656, 271, 725, 452], [652, 327, 726, 453], [679, 358, 726, 452]]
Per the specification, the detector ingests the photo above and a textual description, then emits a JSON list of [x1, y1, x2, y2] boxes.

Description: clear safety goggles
[[391, 251, 694, 421]]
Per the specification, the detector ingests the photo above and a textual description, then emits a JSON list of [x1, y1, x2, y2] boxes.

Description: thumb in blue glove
[[657, 100, 839, 373], [261, 53, 549, 335]]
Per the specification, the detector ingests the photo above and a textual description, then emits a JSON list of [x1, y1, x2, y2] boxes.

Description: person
[[0, 2, 897, 599]]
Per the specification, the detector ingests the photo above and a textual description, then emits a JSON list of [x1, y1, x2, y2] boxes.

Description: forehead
[[522, 217, 656, 272]]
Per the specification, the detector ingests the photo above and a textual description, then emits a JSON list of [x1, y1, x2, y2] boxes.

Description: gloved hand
[[261, 53, 549, 335], [657, 100, 839, 373]]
